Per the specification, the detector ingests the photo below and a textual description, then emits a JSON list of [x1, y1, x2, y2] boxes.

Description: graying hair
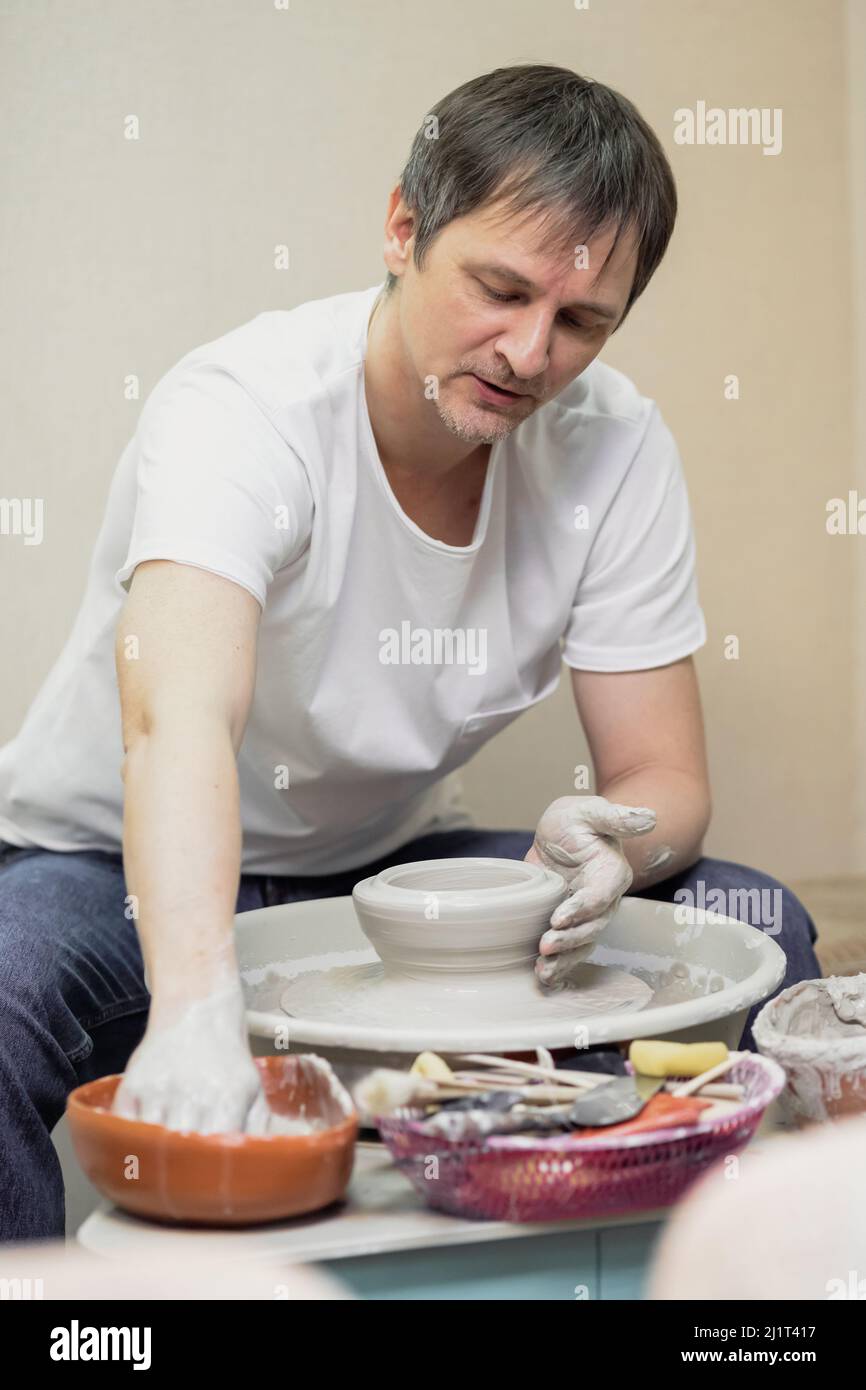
[[382, 63, 677, 328]]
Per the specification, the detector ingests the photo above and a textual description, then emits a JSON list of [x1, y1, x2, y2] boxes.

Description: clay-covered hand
[[526, 795, 657, 986], [112, 976, 275, 1135]]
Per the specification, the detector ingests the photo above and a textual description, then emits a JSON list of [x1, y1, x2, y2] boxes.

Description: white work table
[[76, 1105, 791, 1300]]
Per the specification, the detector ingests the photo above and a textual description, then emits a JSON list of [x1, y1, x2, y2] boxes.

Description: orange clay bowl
[[66, 1055, 359, 1227]]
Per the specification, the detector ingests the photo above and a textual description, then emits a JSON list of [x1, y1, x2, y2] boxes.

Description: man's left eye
[[481, 284, 516, 303], [480, 283, 594, 332]]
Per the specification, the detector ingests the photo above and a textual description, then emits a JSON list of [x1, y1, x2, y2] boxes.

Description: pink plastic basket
[[376, 1054, 786, 1222]]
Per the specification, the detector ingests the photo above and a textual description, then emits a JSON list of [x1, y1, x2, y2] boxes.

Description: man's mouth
[[470, 374, 527, 403]]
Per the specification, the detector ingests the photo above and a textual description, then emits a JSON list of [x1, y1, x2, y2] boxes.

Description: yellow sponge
[[629, 1039, 728, 1078], [410, 1050, 454, 1081]]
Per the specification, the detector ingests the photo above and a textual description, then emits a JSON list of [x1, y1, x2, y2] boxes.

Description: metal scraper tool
[[565, 1072, 664, 1127]]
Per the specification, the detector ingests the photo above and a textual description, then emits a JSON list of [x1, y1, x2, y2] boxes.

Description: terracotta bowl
[[66, 1055, 358, 1227]]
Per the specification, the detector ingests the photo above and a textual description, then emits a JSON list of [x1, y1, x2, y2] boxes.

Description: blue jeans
[[0, 830, 820, 1242]]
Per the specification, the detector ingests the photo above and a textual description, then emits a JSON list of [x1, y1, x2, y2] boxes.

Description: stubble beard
[[434, 378, 523, 446]]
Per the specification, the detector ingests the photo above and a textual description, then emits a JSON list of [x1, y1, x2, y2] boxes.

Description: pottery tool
[[355, 1039, 728, 1145], [359, 1045, 664, 1133], [452, 1055, 665, 1125], [354, 1068, 594, 1117], [455, 1051, 614, 1089], [678, 1081, 745, 1100], [434, 1090, 527, 1114], [567, 1091, 715, 1140], [422, 1104, 574, 1141], [424, 1048, 665, 1123], [670, 1053, 746, 1098], [374, 1054, 785, 1223], [689, 1097, 745, 1122], [358, 1040, 749, 1130], [556, 1048, 630, 1078], [411, 1051, 602, 1099], [563, 1073, 665, 1126], [420, 1087, 714, 1142], [354, 1070, 469, 1114]]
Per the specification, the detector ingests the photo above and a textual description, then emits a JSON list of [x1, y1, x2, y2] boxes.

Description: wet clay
[[279, 955, 652, 1034], [753, 974, 866, 1123]]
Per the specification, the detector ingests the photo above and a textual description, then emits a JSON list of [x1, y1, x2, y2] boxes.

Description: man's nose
[[495, 306, 553, 381]]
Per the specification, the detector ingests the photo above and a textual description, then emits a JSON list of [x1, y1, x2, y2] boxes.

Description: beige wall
[[0, 0, 860, 882], [849, 0, 866, 869]]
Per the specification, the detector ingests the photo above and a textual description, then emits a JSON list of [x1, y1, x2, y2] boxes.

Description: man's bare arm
[[570, 656, 712, 893], [112, 559, 272, 1132], [115, 559, 260, 1014]]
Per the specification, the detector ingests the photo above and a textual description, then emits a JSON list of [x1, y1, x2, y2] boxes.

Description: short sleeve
[[561, 404, 707, 671], [114, 360, 314, 608]]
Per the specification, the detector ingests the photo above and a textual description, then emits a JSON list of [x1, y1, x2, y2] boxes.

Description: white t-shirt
[[0, 282, 707, 873]]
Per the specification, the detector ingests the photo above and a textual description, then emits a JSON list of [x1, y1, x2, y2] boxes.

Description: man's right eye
[[479, 282, 518, 303]]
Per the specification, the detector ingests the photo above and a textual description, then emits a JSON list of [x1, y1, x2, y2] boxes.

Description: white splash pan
[[238, 894, 786, 1055]]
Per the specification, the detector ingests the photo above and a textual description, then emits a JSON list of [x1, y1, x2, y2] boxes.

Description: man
[[0, 64, 819, 1241]]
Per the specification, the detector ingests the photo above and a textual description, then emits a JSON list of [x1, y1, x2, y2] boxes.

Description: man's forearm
[[121, 717, 244, 1022], [598, 763, 711, 893]]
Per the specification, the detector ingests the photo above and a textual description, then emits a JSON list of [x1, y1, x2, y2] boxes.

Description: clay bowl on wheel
[[352, 856, 569, 985], [66, 1054, 358, 1226]]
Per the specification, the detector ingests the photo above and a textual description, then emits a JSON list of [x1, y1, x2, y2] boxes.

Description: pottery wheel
[[240, 893, 784, 1054], [278, 947, 652, 1048]]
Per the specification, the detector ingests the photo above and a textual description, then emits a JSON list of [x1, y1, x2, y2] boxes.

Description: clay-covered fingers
[[111, 1016, 269, 1136], [575, 798, 657, 838], [535, 941, 597, 987], [244, 1090, 276, 1136], [115, 1069, 254, 1135], [111, 1077, 142, 1123], [548, 859, 632, 930], [538, 906, 616, 958]]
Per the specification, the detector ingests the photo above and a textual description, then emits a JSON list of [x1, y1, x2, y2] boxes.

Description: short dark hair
[[382, 64, 677, 327]]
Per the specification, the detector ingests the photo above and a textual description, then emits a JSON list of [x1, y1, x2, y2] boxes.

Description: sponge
[[629, 1039, 728, 1078], [410, 1050, 454, 1082]]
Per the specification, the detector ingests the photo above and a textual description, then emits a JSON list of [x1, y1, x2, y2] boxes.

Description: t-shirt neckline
[[358, 284, 500, 557]]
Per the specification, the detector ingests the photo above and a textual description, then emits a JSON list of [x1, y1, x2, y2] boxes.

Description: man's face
[[386, 196, 640, 445]]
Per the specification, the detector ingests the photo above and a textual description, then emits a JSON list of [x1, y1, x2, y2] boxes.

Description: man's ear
[[383, 189, 416, 281]]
